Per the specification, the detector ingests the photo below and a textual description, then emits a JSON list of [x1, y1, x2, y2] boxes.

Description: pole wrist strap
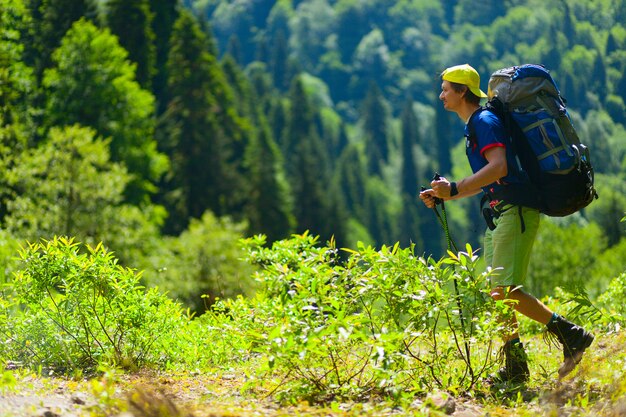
[[450, 182, 459, 197]]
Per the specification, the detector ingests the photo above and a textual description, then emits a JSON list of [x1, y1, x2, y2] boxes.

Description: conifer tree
[[31, 0, 98, 80], [591, 50, 608, 100], [213, 2, 256, 64], [442, 0, 458, 27], [335, 145, 368, 226], [433, 96, 455, 176], [20, 0, 42, 71], [251, 0, 274, 28], [542, 25, 563, 72], [361, 81, 389, 176], [561, 72, 584, 108], [271, 29, 289, 91], [270, 97, 287, 150], [291, 133, 330, 237], [247, 65, 275, 119], [453, 0, 504, 27], [226, 35, 243, 65], [283, 77, 315, 159], [221, 55, 295, 242], [616, 65, 626, 105], [324, 182, 349, 249], [336, 2, 368, 64], [400, 98, 420, 197], [106, 0, 156, 89], [418, 198, 444, 257], [284, 77, 338, 241], [267, 0, 290, 39], [161, 9, 246, 234], [244, 127, 295, 243], [149, 0, 179, 114], [615, 0, 626, 23], [220, 55, 257, 189], [398, 98, 423, 249], [334, 122, 349, 159], [255, 36, 269, 63], [221, 55, 254, 121], [606, 30, 619, 56], [594, 190, 626, 247], [561, 0, 575, 41]]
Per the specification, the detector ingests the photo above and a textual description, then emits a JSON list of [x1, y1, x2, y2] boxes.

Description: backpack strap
[[466, 102, 527, 187], [485, 98, 537, 182], [465, 106, 481, 145], [471, 99, 546, 212]]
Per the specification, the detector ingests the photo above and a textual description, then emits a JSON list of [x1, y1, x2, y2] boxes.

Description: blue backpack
[[472, 64, 598, 217]]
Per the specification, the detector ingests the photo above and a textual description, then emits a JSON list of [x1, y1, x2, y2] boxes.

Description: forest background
[[1, 0, 625, 315]]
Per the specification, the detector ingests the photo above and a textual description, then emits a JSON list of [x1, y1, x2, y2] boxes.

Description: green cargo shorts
[[483, 205, 540, 288]]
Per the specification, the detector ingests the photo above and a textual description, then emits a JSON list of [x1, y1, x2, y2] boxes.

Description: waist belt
[[492, 202, 514, 215], [481, 196, 525, 233]]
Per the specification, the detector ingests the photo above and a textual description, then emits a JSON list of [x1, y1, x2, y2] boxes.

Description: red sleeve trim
[[480, 143, 505, 157]]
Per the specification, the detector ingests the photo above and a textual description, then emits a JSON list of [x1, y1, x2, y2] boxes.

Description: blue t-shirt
[[464, 108, 524, 195]]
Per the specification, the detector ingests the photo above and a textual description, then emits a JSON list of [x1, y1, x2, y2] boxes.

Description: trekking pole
[[433, 194, 459, 253], [423, 173, 459, 252], [423, 173, 473, 378]]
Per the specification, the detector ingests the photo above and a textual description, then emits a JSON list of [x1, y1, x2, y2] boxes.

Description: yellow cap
[[441, 64, 488, 98]]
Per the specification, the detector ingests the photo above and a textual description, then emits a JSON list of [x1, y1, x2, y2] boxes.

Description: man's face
[[439, 80, 465, 112]]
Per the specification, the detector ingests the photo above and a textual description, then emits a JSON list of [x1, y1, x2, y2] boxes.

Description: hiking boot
[[488, 340, 530, 385], [546, 315, 594, 379]]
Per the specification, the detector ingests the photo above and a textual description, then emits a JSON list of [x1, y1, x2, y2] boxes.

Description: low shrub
[[157, 295, 265, 370], [597, 272, 626, 326], [240, 233, 513, 402], [3, 236, 185, 373]]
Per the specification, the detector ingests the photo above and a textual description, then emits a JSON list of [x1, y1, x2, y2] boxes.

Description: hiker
[[419, 63, 594, 384]]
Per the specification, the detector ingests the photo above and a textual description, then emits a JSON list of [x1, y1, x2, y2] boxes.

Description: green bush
[[156, 295, 266, 370], [597, 272, 626, 325], [138, 211, 257, 314], [3, 237, 185, 373], [528, 217, 605, 298], [4, 125, 165, 269], [0, 286, 14, 367], [589, 238, 626, 296], [240, 233, 512, 402], [0, 230, 20, 286]]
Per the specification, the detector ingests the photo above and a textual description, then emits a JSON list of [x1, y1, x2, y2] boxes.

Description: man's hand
[[431, 176, 453, 198], [419, 188, 439, 208]]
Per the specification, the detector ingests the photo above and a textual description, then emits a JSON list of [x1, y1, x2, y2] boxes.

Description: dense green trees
[[223, 56, 296, 243], [361, 82, 390, 175], [138, 211, 256, 314], [159, 9, 246, 233], [106, 0, 156, 89], [283, 77, 345, 244], [26, 0, 98, 80], [4, 125, 163, 259], [42, 19, 167, 203], [149, 0, 180, 112], [1, 0, 625, 312], [0, 0, 35, 222], [398, 98, 423, 248], [244, 126, 295, 243]]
